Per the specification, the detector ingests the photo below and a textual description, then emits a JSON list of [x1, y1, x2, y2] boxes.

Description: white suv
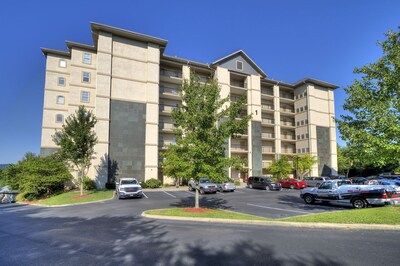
[[116, 178, 143, 199]]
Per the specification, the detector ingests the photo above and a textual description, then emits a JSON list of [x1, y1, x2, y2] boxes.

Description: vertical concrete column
[[92, 31, 113, 188], [273, 85, 281, 158], [248, 75, 262, 176], [144, 43, 161, 181], [328, 89, 338, 175], [214, 67, 231, 178], [307, 85, 319, 176]]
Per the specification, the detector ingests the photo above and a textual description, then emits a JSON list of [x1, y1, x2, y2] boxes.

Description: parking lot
[[125, 187, 349, 219]]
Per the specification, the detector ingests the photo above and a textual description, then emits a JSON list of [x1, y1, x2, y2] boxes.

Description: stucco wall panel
[[111, 78, 146, 102]]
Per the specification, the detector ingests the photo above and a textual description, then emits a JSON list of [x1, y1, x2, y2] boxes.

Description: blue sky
[[0, 0, 399, 164]]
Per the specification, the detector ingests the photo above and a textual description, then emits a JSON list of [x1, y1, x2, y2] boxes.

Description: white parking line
[[246, 203, 312, 214], [142, 192, 148, 199], [163, 191, 177, 198]]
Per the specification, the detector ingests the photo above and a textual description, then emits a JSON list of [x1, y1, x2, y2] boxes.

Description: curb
[[16, 193, 115, 208], [141, 212, 400, 231]]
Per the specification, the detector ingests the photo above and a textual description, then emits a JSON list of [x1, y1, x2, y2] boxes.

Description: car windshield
[[200, 179, 210, 183], [121, 179, 138, 185], [337, 181, 351, 186]]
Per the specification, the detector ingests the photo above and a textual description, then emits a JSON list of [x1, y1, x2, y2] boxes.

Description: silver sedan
[[217, 181, 236, 192]]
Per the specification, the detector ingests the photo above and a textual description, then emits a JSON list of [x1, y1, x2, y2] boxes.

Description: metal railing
[[160, 68, 182, 78], [160, 85, 180, 95], [281, 135, 295, 140], [159, 122, 176, 130], [280, 92, 294, 100], [261, 88, 273, 96], [230, 80, 246, 88], [159, 104, 178, 112], [262, 147, 274, 153], [262, 133, 275, 138], [262, 118, 274, 124], [231, 144, 248, 151], [261, 104, 273, 110], [280, 121, 295, 126]]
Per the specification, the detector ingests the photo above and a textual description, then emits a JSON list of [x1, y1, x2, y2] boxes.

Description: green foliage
[[144, 178, 162, 189], [337, 145, 353, 177], [161, 73, 250, 208], [83, 177, 97, 190], [53, 106, 97, 195], [234, 180, 241, 186], [1, 153, 73, 200], [337, 27, 400, 168], [268, 156, 292, 180], [292, 154, 318, 179]]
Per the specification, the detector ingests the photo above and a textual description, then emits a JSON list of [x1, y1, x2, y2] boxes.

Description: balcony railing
[[262, 161, 272, 168], [160, 85, 180, 95], [280, 92, 294, 100], [280, 121, 295, 126], [199, 75, 211, 83], [261, 88, 273, 96], [280, 107, 295, 113], [159, 104, 178, 113], [159, 122, 176, 130], [262, 118, 274, 124], [230, 79, 246, 88], [262, 147, 275, 153], [281, 135, 295, 140], [231, 144, 248, 151], [261, 104, 273, 111], [160, 68, 182, 78], [158, 141, 176, 148], [262, 133, 275, 139], [282, 149, 295, 154]]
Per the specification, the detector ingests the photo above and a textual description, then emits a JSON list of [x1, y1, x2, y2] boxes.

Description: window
[[297, 135, 300, 140], [297, 149, 301, 153], [306, 148, 310, 152], [59, 59, 67, 68], [306, 133, 309, 138], [56, 114, 63, 123], [305, 105, 308, 110], [301, 134, 305, 139], [296, 108, 299, 113], [83, 53, 91, 64], [305, 119, 308, 124], [236, 60, 243, 70], [56, 95, 65, 105], [82, 72, 90, 83], [81, 91, 90, 103], [58, 77, 65, 86], [302, 148, 305, 153], [296, 121, 300, 126], [301, 120, 304, 126], [300, 107, 303, 112]]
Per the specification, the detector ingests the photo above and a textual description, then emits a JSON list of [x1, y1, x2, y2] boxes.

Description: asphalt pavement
[[1, 188, 399, 265]]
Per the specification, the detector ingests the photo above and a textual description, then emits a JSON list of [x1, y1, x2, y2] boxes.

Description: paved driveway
[[122, 187, 349, 219]]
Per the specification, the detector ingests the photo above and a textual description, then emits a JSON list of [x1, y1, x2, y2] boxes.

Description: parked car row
[[188, 178, 236, 194]]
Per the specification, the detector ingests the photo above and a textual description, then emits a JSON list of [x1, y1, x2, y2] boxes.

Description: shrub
[[2, 153, 72, 200], [105, 182, 116, 190], [83, 177, 97, 190], [144, 178, 162, 189], [234, 180, 241, 186]]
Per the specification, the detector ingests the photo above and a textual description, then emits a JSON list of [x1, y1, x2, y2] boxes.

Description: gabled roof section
[[90, 22, 168, 53], [41, 47, 70, 58], [211, 50, 267, 78]]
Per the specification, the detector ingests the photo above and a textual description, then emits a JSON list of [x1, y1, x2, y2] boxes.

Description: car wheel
[[352, 198, 367, 209], [200, 189, 205, 195], [290, 184, 295, 189], [303, 194, 315, 204]]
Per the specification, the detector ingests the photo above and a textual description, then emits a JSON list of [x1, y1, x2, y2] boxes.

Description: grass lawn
[[279, 206, 400, 225], [32, 190, 114, 206], [144, 208, 271, 221]]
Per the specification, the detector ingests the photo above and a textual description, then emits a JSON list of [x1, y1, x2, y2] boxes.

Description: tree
[[268, 156, 292, 180], [53, 106, 97, 195], [1, 152, 72, 200], [337, 145, 353, 177], [337, 27, 400, 168], [162, 73, 250, 208], [292, 154, 318, 179]]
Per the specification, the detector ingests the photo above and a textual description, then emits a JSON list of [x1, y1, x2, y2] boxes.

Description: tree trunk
[[195, 184, 199, 208]]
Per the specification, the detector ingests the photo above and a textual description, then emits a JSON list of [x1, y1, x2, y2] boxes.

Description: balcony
[[280, 120, 295, 127], [231, 143, 248, 152], [230, 79, 246, 88], [159, 85, 180, 99], [262, 118, 274, 125], [199, 75, 211, 83], [261, 104, 274, 112], [160, 68, 182, 84], [280, 106, 295, 114], [158, 140, 176, 149], [262, 133, 275, 139], [282, 149, 295, 154], [159, 122, 176, 132], [159, 103, 178, 114], [281, 134, 296, 141], [261, 88, 273, 96], [262, 161, 272, 169], [279, 92, 294, 100], [262, 147, 275, 153]]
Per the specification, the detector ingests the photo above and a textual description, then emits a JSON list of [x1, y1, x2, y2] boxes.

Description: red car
[[278, 179, 307, 189]]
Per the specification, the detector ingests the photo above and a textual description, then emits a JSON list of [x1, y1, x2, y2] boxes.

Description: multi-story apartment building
[[40, 22, 338, 188]]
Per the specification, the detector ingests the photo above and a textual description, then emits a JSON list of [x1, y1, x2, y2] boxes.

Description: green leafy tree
[[268, 156, 292, 180], [292, 154, 318, 179], [337, 27, 400, 168], [53, 106, 98, 195], [337, 145, 353, 177], [1, 153, 72, 200], [162, 73, 250, 208]]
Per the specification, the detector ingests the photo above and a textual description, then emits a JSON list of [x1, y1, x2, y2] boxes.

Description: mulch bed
[[184, 208, 216, 213]]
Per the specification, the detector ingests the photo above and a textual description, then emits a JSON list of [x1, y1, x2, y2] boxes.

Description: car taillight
[[381, 193, 387, 199]]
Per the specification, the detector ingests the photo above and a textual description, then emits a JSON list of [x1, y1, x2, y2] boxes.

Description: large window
[[82, 72, 90, 83], [56, 95, 65, 105], [81, 91, 90, 103], [56, 114, 63, 123], [83, 53, 91, 64]]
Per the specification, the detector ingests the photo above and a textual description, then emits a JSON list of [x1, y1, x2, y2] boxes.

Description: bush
[[83, 177, 97, 190], [144, 178, 162, 189], [105, 182, 116, 190], [1, 153, 72, 200], [234, 180, 241, 186]]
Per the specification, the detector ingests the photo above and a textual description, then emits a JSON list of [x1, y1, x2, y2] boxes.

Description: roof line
[[65, 41, 96, 52], [41, 47, 70, 57]]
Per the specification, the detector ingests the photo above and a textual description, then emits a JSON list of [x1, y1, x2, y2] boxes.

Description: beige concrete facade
[[40, 23, 338, 188]]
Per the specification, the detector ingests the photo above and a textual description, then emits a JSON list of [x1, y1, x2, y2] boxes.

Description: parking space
[[133, 187, 348, 219]]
